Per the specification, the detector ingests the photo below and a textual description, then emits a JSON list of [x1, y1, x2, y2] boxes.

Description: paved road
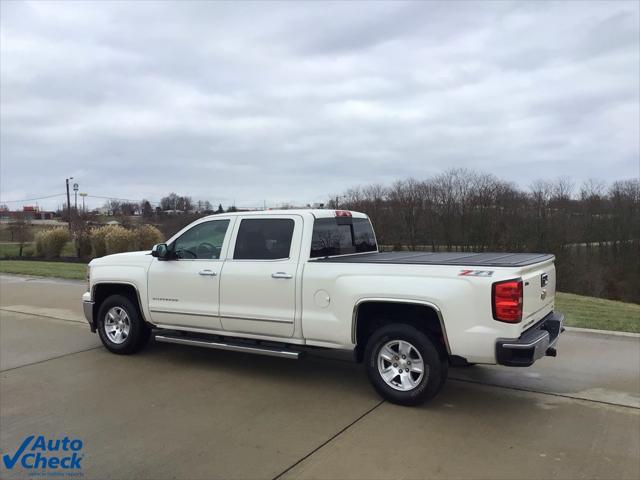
[[1, 274, 639, 479]]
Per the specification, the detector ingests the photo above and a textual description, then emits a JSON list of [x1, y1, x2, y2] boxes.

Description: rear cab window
[[310, 215, 377, 258]]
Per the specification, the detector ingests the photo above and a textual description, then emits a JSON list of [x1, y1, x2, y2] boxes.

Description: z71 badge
[[458, 269, 494, 277]]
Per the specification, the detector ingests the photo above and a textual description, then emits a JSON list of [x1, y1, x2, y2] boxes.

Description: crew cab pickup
[[82, 209, 563, 405]]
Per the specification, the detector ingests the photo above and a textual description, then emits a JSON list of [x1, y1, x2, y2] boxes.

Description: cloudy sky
[[1, 0, 638, 210]]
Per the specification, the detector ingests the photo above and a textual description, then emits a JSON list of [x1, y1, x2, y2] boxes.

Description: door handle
[[271, 272, 293, 279], [198, 269, 217, 276]]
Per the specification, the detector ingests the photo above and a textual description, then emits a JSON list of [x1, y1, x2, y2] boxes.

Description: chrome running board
[[155, 334, 300, 360]]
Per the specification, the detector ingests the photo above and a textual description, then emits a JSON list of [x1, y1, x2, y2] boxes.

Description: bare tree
[[160, 193, 179, 211], [140, 200, 154, 218], [8, 212, 30, 257], [387, 178, 427, 250]]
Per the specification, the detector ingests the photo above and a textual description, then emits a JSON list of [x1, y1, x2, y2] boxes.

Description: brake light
[[335, 210, 352, 217], [492, 279, 523, 323]]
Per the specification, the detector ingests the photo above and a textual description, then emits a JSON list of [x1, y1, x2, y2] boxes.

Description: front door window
[[172, 219, 230, 259]]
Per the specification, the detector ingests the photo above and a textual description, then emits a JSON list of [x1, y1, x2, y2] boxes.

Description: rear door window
[[310, 217, 377, 258], [234, 218, 295, 260]]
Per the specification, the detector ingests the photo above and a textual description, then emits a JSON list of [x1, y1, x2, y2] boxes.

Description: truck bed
[[311, 251, 554, 267]]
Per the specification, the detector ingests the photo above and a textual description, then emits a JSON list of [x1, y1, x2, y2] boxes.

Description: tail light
[[492, 279, 523, 323], [335, 210, 352, 217]]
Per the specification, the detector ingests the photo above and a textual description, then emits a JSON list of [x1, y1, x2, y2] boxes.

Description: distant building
[[0, 206, 55, 220], [94, 207, 110, 215]]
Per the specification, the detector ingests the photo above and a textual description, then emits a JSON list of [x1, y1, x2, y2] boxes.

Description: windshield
[[310, 217, 377, 258]]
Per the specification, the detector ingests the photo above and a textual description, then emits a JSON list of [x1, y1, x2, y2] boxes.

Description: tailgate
[[521, 260, 556, 329]]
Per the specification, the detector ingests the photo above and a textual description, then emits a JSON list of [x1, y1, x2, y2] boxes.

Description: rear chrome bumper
[[496, 311, 564, 367]]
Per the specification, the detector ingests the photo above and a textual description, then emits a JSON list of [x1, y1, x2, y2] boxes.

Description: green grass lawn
[[0, 260, 86, 280], [60, 241, 77, 257], [0, 241, 77, 258], [0, 242, 25, 257], [555, 292, 639, 334]]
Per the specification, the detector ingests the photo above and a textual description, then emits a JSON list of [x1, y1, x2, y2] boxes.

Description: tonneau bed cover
[[312, 251, 554, 267]]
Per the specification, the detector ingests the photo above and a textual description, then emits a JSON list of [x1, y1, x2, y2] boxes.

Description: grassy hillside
[[555, 292, 639, 334]]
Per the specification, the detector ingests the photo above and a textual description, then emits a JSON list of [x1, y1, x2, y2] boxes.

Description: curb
[[565, 326, 640, 338]]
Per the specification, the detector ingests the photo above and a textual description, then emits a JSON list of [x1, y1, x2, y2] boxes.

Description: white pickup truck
[[82, 209, 563, 405]]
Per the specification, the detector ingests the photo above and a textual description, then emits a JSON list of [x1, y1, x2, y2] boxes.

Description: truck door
[[147, 217, 234, 330], [219, 215, 302, 337]]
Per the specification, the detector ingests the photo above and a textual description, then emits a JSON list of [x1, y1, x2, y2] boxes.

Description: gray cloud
[[1, 0, 638, 210]]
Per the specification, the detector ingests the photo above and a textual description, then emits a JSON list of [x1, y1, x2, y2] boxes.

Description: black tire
[[364, 323, 447, 406], [97, 294, 151, 354]]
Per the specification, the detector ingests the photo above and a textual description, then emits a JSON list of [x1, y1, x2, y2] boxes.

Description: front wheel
[[97, 294, 151, 354], [364, 324, 447, 406]]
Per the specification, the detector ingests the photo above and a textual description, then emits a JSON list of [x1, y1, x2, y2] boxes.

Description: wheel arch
[[352, 298, 451, 362], [92, 282, 148, 330]]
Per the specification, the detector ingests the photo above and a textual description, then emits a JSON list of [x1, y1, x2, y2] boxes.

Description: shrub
[[89, 226, 109, 258], [135, 224, 164, 250], [76, 232, 93, 258], [22, 245, 35, 257], [104, 225, 136, 255], [89, 224, 163, 257], [35, 233, 45, 256], [34, 228, 70, 258]]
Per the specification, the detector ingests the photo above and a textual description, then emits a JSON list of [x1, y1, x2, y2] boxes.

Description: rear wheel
[[97, 294, 150, 354], [364, 323, 447, 406]]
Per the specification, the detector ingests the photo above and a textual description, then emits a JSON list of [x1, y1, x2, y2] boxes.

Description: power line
[[0, 192, 321, 210], [0, 193, 66, 203], [86, 195, 161, 205]]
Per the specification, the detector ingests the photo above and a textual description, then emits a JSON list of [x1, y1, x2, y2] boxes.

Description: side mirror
[[151, 243, 170, 259]]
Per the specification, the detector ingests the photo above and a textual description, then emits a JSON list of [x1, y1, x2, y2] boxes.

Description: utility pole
[[65, 177, 73, 232], [79, 193, 87, 212]]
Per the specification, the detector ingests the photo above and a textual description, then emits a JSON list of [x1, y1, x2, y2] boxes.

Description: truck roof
[[200, 209, 369, 220]]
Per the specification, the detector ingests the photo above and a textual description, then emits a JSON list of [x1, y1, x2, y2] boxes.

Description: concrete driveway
[[1, 274, 639, 480]]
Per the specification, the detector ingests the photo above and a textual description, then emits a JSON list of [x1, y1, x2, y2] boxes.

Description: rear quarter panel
[[302, 262, 535, 363]]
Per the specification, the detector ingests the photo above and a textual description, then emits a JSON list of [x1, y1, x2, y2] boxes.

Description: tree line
[[329, 169, 639, 304], [101, 194, 224, 217]]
